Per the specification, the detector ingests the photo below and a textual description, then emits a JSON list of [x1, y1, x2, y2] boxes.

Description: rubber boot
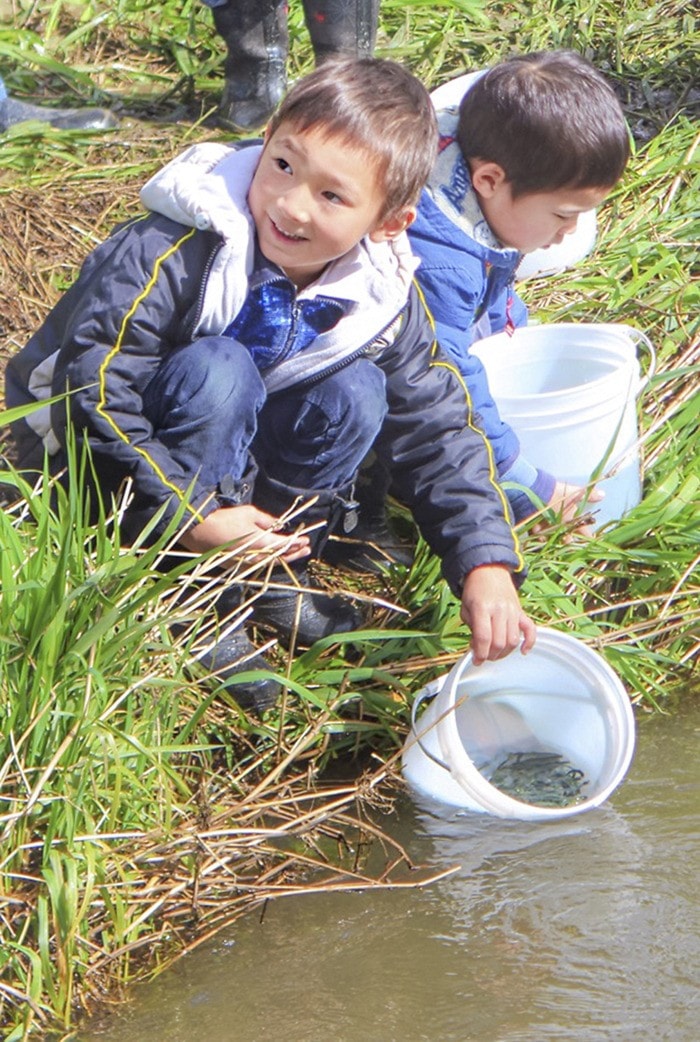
[[0, 95, 118, 132], [301, 0, 379, 63], [173, 582, 281, 714], [195, 624, 281, 713], [211, 0, 289, 132], [322, 455, 415, 573], [250, 472, 366, 646]]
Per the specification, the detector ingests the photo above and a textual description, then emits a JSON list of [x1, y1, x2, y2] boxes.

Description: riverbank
[[1, 1, 698, 1037]]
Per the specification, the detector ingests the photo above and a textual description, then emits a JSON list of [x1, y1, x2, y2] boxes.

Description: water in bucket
[[401, 628, 636, 822], [470, 323, 656, 526]]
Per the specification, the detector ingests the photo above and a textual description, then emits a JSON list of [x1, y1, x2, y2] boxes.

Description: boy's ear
[[369, 206, 417, 243], [470, 160, 508, 198]]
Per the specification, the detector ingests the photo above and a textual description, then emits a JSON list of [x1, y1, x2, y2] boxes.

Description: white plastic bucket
[[470, 323, 656, 526], [401, 628, 636, 821]]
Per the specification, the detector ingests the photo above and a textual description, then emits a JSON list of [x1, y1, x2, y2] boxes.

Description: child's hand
[[179, 505, 311, 563], [545, 480, 604, 536], [460, 565, 536, 665]]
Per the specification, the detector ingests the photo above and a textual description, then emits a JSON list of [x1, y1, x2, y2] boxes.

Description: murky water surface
[[83, 702, 700, 1042]]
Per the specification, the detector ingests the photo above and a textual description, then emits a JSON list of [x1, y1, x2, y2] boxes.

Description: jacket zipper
[[289, 307, 406, 391], [185, 237, 225, 340], [189, 242, 404, 385], [275, 291, 351, 367], [276, 298, 301, 365]]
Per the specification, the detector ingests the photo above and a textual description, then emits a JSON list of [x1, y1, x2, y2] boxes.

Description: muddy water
[[83, 701, 700, 1042]]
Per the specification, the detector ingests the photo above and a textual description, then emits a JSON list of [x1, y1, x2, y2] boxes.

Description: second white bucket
[[401, 628, 636, 822], [470, 323, 655, 526]]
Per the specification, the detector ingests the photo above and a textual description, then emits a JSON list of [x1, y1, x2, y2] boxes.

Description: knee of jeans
[[155, 337, 264, 414], [325, 358, 387, 434]]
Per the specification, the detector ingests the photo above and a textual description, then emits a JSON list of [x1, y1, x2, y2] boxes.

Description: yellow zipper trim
[[413, 279, 526, 574], [96, 227, 204, 522]]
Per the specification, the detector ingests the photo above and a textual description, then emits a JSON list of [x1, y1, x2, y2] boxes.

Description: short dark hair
[[267, 57, 438, 220], [457, 50, 630, 197]]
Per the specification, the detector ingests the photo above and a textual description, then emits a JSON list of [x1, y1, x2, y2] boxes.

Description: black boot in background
[[250, 472, 366, 647], [301, 0, 379, 63], [211, 0, 289, 132]]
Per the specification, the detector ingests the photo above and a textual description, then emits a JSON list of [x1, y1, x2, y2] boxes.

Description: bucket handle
[[600, 323, 657, 395], [409, 681, 452, 773]]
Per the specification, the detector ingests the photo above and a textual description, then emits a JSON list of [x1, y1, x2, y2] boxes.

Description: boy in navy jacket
[[6, 58, 535, 710]]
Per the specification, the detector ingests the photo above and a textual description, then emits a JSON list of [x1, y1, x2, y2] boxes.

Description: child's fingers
[[239, 528, 311, 562], [279, 543, 312, 563]]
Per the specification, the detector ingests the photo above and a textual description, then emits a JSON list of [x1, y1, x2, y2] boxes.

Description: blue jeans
[[142, 336, 387, 507]]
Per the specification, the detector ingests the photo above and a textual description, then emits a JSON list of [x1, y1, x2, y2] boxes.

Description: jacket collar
[[426, 109, 520, 265]]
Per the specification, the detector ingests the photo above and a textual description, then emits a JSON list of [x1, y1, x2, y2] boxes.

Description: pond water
[[83, 700, 700, 1042]]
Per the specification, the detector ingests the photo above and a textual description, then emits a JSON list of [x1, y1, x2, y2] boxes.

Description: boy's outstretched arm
[[460, 565, 536, 665], [370, 284, 536, 663]]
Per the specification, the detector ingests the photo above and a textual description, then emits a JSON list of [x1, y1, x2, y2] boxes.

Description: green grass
[[1, 0, 699, 1036]]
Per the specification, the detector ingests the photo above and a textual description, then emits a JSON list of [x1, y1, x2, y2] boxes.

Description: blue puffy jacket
[[409, 112, 556, 521]]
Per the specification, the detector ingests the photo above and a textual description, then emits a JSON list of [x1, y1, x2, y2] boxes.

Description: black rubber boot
[[321, 455, 415, 574], [250, 472, 366, 646], [172, 577, 281, 714], [252, 565, 364, 646], [301, 0, 379, 63], [211, 0, 288, 132], [194, 623, 281, 714], [0, 95, 118, 132]]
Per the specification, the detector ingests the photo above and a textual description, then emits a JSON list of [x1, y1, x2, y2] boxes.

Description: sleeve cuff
[[500, 455, 556, 522]]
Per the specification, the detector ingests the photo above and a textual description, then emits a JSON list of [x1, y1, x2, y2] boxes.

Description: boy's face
[[248, 121, 413, 289], [471, 161, 611, 254]]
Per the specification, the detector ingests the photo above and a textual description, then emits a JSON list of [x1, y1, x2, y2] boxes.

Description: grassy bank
[[1, 0, 698, 1037]]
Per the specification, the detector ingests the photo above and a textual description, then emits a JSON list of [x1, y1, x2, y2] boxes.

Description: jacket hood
[[426, 110, 521, 268], [139, 142, 420, 393]]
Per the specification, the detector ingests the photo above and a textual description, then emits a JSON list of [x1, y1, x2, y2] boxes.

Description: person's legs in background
[[301, 0, 378, 64], [203, 0, 379, 132], [205, 0, 289, 133]]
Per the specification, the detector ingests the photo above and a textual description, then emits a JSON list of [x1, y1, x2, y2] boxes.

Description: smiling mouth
[[270, 217, 306, 242]]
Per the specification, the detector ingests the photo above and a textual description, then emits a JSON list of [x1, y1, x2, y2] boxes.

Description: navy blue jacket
[[6, 178, 526, 596]]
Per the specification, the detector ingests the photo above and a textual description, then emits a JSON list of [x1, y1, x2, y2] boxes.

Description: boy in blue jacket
[[6, 58, 535, 711], [409, 50, 630, 525]]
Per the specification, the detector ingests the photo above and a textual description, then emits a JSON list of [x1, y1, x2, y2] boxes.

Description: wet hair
[[267, 57, 438, 220], [457, 50, 630, 197]]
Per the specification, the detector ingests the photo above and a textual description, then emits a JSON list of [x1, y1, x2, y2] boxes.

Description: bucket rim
[[471, 347, 640, 406], [471, 322, 656, 402], [473, 320, 646, 347]]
